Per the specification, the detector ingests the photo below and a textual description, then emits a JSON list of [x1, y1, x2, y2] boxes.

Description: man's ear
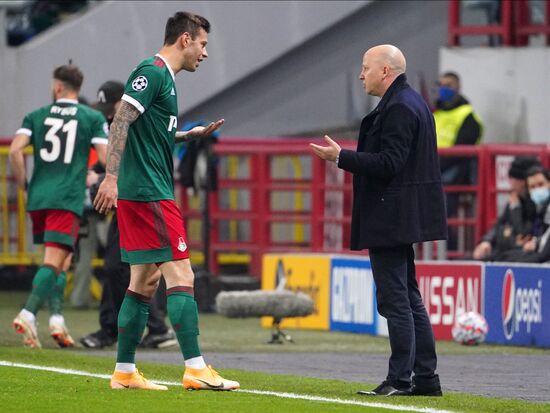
[[180, 32, 191, 48]]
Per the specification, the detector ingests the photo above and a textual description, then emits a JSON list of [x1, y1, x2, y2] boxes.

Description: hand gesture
[[309, 135, 341, 162], [177, 119, 225, 140]]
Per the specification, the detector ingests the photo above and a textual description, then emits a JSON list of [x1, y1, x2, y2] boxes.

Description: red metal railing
[[180, 140, 550, 276], [2, 138, 550, 277], [448, 0, 550, 46], [180, 138, 358, 276]]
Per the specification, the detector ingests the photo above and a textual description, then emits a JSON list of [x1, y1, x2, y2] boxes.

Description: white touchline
[[0, 360, 459, 413]]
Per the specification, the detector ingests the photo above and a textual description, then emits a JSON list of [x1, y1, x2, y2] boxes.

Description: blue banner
[[484, 264, 549, 347], [330, 258, 378, 334]]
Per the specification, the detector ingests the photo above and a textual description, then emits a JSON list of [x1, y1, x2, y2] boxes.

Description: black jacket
[[339, 74, 447, 250], [482, 194, 537, 256], [496, 201, 550, 263]]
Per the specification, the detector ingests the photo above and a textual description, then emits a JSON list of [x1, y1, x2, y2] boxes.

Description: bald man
[[311, 45, 446, 397]]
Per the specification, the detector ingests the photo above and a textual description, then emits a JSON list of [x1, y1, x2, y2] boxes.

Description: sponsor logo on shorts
[[177, 237, 187, 252]]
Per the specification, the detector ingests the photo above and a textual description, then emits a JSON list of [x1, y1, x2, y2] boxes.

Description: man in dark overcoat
[[311, 44, 447, 396]]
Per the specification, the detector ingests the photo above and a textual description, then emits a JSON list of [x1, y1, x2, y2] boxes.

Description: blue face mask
[[530, 187, 550, 206], [438, 86, 456, 103]]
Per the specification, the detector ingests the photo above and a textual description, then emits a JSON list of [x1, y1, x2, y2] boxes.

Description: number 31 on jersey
[[40, 117, 78, 164]]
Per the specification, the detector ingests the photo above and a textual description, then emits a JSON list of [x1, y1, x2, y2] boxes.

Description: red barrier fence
[[181, 140, 550, 276], [2, 138, 550, 277], [448, 0, 550, 46]]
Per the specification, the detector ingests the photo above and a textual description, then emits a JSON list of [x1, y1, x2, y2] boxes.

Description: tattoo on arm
[[105, 101, 140, 177]]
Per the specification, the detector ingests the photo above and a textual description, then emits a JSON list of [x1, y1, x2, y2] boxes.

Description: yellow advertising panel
[[261, 254, 330, 330]]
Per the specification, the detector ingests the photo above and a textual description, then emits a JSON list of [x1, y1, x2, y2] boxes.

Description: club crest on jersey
[[132, 76, 148, 92], [177, 237, 187, 252]]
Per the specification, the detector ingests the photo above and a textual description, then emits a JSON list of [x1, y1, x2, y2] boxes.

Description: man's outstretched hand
[[309, 135, 341, 162], [175, 118, 225, 141]]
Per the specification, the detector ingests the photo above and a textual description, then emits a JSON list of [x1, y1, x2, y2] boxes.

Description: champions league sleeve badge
[[132, 76, 148, 92]]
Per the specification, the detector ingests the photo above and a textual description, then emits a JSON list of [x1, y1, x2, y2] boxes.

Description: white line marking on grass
[[0, 361, 458, 413]]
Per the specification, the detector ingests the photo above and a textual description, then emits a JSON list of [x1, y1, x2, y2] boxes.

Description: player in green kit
[[10, 64, 108, 348], [94, 12, 239, 391]]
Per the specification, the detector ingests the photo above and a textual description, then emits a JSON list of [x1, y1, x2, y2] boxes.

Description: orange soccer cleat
[[110, 370, 168, 390], [183, 365, 239, 391]]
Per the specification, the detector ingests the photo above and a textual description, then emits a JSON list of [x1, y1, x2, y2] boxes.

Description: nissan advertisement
[[416, 262, 484, 341]]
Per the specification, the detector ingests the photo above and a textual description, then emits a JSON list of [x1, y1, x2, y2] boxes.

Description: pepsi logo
[[501, 268, 543, 340], [502, 269, 515, 340]]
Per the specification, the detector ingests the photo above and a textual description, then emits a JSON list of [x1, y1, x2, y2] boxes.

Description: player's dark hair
[[53, 65, 84, 91], [164, 11, 210, 45]]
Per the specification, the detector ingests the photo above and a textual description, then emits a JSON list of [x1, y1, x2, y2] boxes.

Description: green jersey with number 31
[[17, 98, 108, 216]]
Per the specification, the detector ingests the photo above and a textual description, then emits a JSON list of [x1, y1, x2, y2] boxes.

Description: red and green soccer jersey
[[17, 99, 108, 216], [119, 54, 179, 201]]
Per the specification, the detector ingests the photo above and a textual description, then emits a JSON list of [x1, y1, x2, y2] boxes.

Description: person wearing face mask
[[497, 166, 550, 263], [473, 156, 540, 261], [433, 72, 483, 252], [434, 72, 483, 152]]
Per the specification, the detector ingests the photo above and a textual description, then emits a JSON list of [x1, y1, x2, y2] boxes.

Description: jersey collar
[[56, 98, 79, 104], [155, 53, 175, 81]]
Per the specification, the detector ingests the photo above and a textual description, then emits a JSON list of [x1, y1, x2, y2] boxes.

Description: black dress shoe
[[411, 385, 443, 396], [138, 330, 178, 349], [357, 381, 412, 396], [80, 330, 117, 349]]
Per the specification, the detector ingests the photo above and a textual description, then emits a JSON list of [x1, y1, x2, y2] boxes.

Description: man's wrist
[[334, 150, 341, 165]]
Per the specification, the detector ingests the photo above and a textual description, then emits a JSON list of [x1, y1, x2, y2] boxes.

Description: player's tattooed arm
[[105, 101, 140, 177]]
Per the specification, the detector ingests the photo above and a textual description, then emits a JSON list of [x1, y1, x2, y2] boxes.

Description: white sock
[[115, 363, 136, 373], [49, 314, 65, 327], [185, 356, 207, 369], [20, 309, 36, 324]]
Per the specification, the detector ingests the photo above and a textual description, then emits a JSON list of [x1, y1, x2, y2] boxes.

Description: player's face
[[359, 51, 384, 97], [181, 28, 209, 72]]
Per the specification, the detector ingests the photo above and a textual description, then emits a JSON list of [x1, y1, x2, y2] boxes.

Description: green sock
[[24, 265, 58, 314], [167, 289, 201, 360], [48, 271, 67, 315], [116, 291, 150, 364]]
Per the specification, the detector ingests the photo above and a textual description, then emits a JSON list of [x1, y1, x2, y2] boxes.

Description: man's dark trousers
[[368, 244, 437, 390]]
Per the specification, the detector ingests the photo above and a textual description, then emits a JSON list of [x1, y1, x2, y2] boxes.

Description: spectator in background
[[80, 81, 176, 349], [497, 166, 550, 263], [434, 71, 483, 250], [434, 71, 483, 183], [473, 157, 540, 261]]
